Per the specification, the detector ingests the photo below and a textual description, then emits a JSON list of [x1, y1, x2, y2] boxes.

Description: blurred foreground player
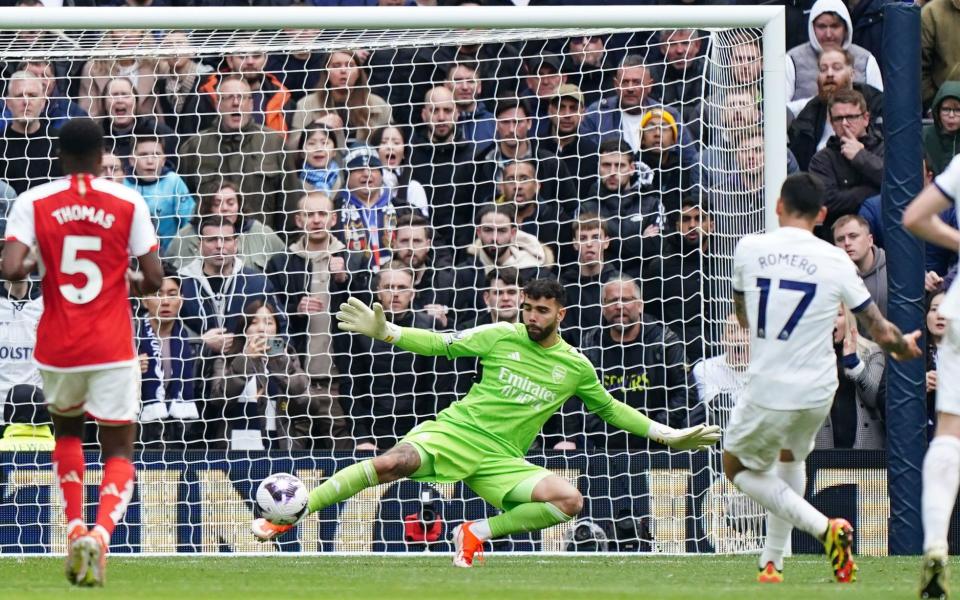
[[726, 173, 921, 584], [252, 278, 721, 567], [1, 118, 163, 587], [905, 153, 960, 600]]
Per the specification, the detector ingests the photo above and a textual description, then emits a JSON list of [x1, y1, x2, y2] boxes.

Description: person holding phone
[[210, 300, 309, 451]]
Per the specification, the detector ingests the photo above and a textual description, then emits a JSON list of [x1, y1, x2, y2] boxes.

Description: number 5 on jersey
[[60, 235, 103, 304], [756, 277, 817, 340]]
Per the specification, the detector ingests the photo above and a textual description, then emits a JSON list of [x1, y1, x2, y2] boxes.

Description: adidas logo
[[508, 352, 521, 361], [60, 471, 81, 485], [101, 483, 123, 498]]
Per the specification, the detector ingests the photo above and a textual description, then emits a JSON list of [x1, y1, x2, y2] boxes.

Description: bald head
[[422, 85, 457, 142]]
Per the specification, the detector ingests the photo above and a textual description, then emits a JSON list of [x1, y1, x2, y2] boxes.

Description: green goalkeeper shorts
[[400, 419, 553, 510]]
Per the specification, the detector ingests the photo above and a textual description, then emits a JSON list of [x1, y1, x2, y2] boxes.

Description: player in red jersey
[[0, 118, 162, 587]]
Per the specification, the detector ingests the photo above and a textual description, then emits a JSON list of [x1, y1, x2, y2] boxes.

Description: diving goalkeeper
[[252, 278, 721, 566]]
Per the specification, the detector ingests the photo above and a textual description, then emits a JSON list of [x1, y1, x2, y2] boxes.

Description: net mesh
[[0, 22, 768, 554]]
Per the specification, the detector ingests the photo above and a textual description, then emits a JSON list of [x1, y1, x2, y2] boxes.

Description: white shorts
[[937, 319, 960, 416], [724, 399, 832, 471], [40, 363, 140, 424]]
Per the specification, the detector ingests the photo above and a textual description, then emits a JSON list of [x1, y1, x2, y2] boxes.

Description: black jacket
[[788, 82, 883, 171], [263, 245, 365, 358], [642, 233, 713, 363], [559, 263, 619, 347], [579, 318, 702, 450], [809, 130, 884, 234], [339, 310, 453, 448], [0, 122, 60, 194], [408, 127, 477, 256], [580, 181, 663, 275]]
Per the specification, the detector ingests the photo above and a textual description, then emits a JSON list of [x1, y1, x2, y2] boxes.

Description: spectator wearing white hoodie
[[785, 0, 884, 117]]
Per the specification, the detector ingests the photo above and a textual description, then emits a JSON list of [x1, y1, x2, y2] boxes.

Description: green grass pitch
[[0, 555, 939, 599]]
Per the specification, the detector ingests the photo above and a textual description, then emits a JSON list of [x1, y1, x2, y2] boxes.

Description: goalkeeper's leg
[[252, 443, 421, 540], [453, 475, 579, 568]]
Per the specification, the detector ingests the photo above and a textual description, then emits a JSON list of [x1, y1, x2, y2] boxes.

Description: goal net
[[0, 6, 783, 555]]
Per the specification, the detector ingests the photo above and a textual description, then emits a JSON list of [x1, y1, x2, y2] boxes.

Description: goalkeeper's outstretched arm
[[335, 297, 499, 358], [577, 366, 721, 452]]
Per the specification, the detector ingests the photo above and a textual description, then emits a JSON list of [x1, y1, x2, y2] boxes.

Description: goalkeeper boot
[[64, 520, 88, 585], [757, 561, 784, 584], [452, 521, 485, 568], [252, 518, 294, 542], [920, 547, 949, 599], [72, 529, 107, 587], [823, 518, 857, 583]]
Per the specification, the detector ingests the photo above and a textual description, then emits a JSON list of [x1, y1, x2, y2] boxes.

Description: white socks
[[470, 519, 492, 541], [922, 435, 960, 555], [759, 461, 807, 570], [733, 468, 828, 542]]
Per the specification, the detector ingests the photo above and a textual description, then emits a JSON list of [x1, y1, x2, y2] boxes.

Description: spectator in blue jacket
[[178, 216, 282, 352], [124, 135, 196, 253], [579, 54, 700, 169], [0, 60, 86, 132], [137, 263, 200, 447]]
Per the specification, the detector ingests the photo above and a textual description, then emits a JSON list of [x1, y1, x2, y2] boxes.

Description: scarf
[[300, 162, 341, 191], [344, 189, 395, 269]]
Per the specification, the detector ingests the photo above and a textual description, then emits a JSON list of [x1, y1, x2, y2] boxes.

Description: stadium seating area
[[0, 0, 957, 458]]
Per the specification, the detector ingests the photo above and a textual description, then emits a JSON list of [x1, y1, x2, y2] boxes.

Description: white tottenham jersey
[[0, 293, 43, 422], [733, 226, 873, 410], [934, 154, 960, 320]]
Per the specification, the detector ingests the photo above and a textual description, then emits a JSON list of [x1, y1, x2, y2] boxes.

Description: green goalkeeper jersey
[[394, 322, 653, 457]]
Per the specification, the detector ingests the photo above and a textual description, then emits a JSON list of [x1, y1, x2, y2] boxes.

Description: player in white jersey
[[904, 152, 960, 600], [726, 173, 921, 584]]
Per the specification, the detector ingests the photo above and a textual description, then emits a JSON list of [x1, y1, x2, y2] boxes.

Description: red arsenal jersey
[[4, 174, 158, 371]]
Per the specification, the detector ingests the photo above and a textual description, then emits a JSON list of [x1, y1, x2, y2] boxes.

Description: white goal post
[[0, 5, 787, 556], [0, 5, 787, 227]]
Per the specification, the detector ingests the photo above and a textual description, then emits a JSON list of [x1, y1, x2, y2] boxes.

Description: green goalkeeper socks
[[487, 502, 573, 539], [307, 460, 379, 514]]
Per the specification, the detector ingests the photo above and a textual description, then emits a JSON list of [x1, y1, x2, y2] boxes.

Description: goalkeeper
[[252, 278, 720, 566]]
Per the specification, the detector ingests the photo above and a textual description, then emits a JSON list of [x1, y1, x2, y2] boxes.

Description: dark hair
[[197, 179, 243, 224], [197, 215, 238, 238], [523, 278, 566, 306], [227, 299, 282, 356], [476, 202, 517, 225], [780, 173, 825, 218], [485, 267, 519, 288], [132, 134, 164, 153], [394, 211, 432, 240], [494, 96, 531, 119], [59, 118, 105, 161], [161, 260, 180, 284], [3, 384, 48, 424], [368, 125, 410, 167], [598, 137, 633, 157], [828, 88, 867, 115], [446, 60, 479, 79], [571, 211, 608, 237]]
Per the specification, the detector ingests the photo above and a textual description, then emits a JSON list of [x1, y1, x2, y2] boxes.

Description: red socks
[[94, 457, 135, 538], [52, 436, 84, 524]]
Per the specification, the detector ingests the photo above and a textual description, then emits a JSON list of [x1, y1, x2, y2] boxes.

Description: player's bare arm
[[903, 183, 960, 251], [853, 302, 922, 361], [733, 290, 749, 329], [127, 250, 164, 296], [0, 239, 36, 281]]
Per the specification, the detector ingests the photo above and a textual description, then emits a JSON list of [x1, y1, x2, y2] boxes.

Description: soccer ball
[[255, 473, 308, 525]]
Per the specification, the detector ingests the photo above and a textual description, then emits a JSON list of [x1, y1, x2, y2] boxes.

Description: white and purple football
[[255, 473, 308, 525]]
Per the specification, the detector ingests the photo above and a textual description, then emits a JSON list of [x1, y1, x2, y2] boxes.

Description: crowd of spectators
[[0, 0, 958, 454]]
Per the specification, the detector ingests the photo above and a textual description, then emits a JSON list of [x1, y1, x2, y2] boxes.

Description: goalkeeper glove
[[647, 423, 722, 451], [335, 297, 402, 342]]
